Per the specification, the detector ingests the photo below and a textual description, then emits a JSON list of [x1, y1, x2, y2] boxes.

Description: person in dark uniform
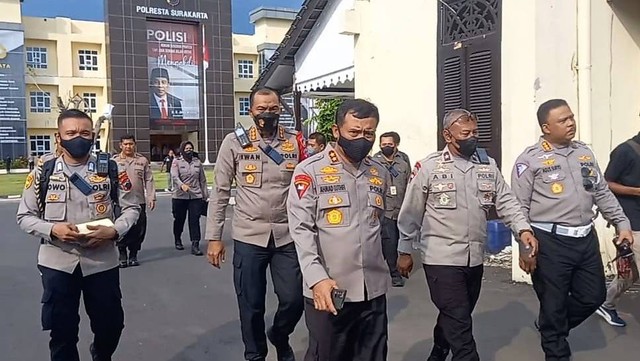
[[288, 99, 391, 361], [171, 141, 208, 255], [162, 150, 175, 191], [206, 87, 307, 361], [511, 99, 633, 361], [16, 109, 140, 361], [373, 131, 411, 287]]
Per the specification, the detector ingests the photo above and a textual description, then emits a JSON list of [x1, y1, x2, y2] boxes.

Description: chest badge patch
[[326, 209, 343, 225], [551, 182, 564, 194]]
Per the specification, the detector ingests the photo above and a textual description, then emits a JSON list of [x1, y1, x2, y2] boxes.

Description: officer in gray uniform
[[16, 109, 140, 361], [171, 140, 208, 255], [206, 87, 306, 361], [510, 99, 633, 361], [397, 109, 537, 361], [288, 99, 390, 361], [373, 131, 411, 287]]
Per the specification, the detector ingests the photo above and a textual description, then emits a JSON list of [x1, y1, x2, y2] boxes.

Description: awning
[[294, 0, 355, 94]]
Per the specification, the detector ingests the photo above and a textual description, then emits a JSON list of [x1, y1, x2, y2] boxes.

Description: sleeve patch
[[516, 163, 529, 178], [294, 174, 313, 199], [409, 162, 422, 182]]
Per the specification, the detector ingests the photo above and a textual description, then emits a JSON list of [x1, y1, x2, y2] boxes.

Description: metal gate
[[437, 0, 503, 167]]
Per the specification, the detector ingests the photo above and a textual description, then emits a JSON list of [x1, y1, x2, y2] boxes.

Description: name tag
[[390, 186, 397, 196]]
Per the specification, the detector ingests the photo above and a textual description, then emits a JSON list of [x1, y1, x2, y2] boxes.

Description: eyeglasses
[[581, 167, 594, 191]]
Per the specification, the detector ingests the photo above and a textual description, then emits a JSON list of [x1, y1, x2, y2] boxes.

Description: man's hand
[[520, 231, 538, 258], [84, 225, 118, 248], [398, 253, 414, 278], [207, 240, 226, 269], [148, 200, 156, 211], [311, 278, 338, 315], [180, 184, 190, 192], [616, 230, 634, 245], [51, 222, 83, 242]]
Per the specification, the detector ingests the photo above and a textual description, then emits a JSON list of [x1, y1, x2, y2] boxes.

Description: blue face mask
[[307, 146, 317, 156]]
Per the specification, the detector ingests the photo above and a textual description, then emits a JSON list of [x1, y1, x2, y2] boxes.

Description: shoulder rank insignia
[[278, 126, 285, 140], [320, 166, 339, 174], [370, 167, 379, 176], [322, 175, 340, 183], [328, 150, 339, 164], [541, 140, 553, 152], [249, 127, 258, 142], [578, 155, 592, 161], [281, 141, 295, 152]]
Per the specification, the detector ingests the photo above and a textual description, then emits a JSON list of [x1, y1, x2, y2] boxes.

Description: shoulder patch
[[24, 173, 34, 189], [516, 163, 529, 178], [409, 162, 422, 182], [294, 174, 312, 199]]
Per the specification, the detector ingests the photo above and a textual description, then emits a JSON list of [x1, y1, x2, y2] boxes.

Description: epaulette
[[424, 151, 443, 161], [524, 144, 540, 155], [368, 156, 385, 168], [572, 140, 587, 148]]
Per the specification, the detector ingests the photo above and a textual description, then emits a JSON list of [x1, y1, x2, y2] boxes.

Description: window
[[238, 97, 250, 116], [258, 49, 275, 74], [237, 60, 254, 79], [78, 49, 98, 71], [26, 47, 48, 69], [29, 135, 52, 156], [30, 91, 51, 113], [83, 93, 97, 113]]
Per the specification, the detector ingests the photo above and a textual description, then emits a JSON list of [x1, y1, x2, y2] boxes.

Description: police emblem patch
[[438, 193, 451, 206], [328, 195, 343, 205], [516, 163, 529, 178], [94, 193, 106, 201], [24, 173, 34, 190], [89, 175, 107, 184], [542, 159, 556, 166], [294, 174, 312, 199], [322, 175, 340, 184], [244, 145, 258, 153], [551, 182, 564, 194], [285, 163, 296, 170], [47, 194, 60, 202], [244, 164, 258, 171], [118, 171, 132, 191], [281, 141, 295, 152], [245, 174, 256, 185], [326, 209, 343, 225], [375, 195, 383, 207], [369, 177, 383, 186], [96, 203, 107, 215]]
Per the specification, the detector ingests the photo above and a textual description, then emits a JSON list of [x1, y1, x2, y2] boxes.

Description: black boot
[[175, 239, 184, 250], [128, 251, 139, 267], [191, 241, 203, 256], [118, 248, 128, 268], [90, 342, 111, 361]]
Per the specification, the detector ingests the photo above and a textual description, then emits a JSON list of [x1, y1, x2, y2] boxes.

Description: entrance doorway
[[150, 134, 182, 161]]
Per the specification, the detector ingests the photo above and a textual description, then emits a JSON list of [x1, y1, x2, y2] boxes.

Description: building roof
[[252, 0, 329, 92], [249, 7, 299, 23]]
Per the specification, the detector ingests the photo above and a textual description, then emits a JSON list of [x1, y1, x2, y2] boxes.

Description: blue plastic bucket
[[486, 220, 511, 254]]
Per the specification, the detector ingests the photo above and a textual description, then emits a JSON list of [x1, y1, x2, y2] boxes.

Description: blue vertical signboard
[[0, 29, 27, 160]]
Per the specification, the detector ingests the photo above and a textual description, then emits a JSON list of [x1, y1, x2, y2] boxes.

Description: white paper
[[76, 218, 115, 235]]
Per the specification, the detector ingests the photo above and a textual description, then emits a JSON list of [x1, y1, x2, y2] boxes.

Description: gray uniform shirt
[[16, 154, 140, 276], [171, 156, 209, 200], [373, 151, 411, 220], [287, 144, 390, 302], [511, 137, 630, 230], [398, 147, 531, 267], [205, 125, 304, 248], [114, 152, 156, 204]]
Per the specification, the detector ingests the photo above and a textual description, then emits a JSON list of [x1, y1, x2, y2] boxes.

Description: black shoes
[[175, 241, 184, 250], [427, 344, 449, 361], [118, 250, 128, 268], [392, 277, 406, 287], [90, 343, 111, 361], [191, 241, 203, 256], [267, 327, 295, 361]]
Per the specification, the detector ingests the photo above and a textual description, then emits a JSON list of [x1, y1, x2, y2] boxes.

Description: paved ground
[[1, 195, 639, 361]]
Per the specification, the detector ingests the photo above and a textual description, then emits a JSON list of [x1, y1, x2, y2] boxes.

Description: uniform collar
[[440, 146, 474, 173]]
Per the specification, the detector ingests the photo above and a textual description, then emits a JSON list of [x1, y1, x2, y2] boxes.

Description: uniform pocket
[[44, 191, 67, 221], [477, 181, 496, 206], [233, 252, 243, 296], [238, 160, 263, 188], [40, 289, 54, 331], [429, 182, 457, 209], [367, 192, 385, 226], [318, 192, 351, 227]]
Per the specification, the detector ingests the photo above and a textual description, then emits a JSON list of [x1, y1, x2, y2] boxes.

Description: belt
[[531, 222, 593, 238]]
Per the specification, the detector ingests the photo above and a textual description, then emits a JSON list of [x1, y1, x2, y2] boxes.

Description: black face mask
[[254, 112, 280, 133], [182, 150, 193, 161], [381, 146, 395, 157], [338, 133, 374, 163], [60, 136, 93, 159], [456, 137, 478, 158]]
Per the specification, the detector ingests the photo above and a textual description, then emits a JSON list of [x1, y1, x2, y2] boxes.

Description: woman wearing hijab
[[170, 141, 208, 255]]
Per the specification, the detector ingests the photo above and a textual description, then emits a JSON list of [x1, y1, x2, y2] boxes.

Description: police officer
[[288, 99, 390, 361], [510, 99, 633, 361], [373, 131, 411, 287], [171, 140, 208, 255], [306, 132, 327, 156], [16, 109, 140, 361], [206, 87, 306, 361], [397, 109, 537, 361], [114, 134, 156, 267]]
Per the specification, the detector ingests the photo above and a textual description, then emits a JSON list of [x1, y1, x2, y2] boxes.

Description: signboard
[[0, 29, 27, 159], [147, 20, 201, 127]]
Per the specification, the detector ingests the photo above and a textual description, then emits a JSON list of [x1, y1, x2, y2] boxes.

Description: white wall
[[353, 0, 439, 163]]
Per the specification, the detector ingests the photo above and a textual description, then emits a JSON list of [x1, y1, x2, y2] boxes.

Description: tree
[[306, 99, 343, 142]]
